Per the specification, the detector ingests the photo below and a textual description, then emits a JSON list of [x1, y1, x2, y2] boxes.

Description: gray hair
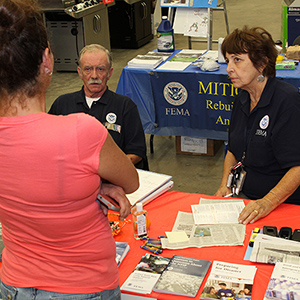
[[78, 44, 112, 70]]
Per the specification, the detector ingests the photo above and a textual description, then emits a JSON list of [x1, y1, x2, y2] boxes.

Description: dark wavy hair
[[0, 0, 49, 100], [221, 26, 277, 78]]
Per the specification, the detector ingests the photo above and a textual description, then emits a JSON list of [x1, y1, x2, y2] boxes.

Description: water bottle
[[157, 16, 175, 52]]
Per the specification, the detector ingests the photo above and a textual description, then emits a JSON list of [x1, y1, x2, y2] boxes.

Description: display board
[[160, 0, 217, 8], [173, 7, 208, 37]]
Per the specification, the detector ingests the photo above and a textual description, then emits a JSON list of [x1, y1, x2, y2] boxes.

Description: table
[[116, 50, 300, 141], [115, 190, 300, 300]]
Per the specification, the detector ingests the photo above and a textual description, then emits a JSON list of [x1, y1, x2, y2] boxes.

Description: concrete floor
[[45, 0, 282, 195]]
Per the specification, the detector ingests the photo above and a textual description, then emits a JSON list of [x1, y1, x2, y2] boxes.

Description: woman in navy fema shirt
[[215, 26, 300, 224]]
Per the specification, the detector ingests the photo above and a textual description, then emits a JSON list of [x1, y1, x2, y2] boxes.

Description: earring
[[45, 66, 53, 76], [257, 74, 265, 82]]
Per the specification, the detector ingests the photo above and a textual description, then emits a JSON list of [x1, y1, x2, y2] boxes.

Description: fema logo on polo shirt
[[106, 113, 117, 124], [163, 82, 188, 106], [256, 115, 269, 137], [259, 115, 269, 130]]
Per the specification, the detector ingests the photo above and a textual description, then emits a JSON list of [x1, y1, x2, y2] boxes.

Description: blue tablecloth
[[117, 51, 300, 140]]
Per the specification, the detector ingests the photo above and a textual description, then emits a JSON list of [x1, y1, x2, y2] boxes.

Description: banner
[[150, 70, 237, 134]]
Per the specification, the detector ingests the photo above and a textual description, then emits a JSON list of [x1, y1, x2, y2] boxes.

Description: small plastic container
[[132, 203, 148, 240], [157, 16, 175, 52]]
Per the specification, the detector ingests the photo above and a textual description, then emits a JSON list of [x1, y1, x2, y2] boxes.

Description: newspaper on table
[[191, 200, 245, 224], [250, 233, 300, 264], [201, 261, 257, 300], [199, 198, 245, 205], [264, 262, 300, 299], [161, 211, 245, 250]]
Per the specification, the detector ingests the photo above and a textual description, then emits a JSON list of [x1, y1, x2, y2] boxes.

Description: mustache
[[88, 79, 102, 84]]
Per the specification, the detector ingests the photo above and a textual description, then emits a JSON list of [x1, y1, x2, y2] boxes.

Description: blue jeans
[[0, 282, 121, 300]]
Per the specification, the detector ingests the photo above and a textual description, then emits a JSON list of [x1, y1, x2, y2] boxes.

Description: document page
[[199, 198, 245, 205], [191, 202, 245, 224]]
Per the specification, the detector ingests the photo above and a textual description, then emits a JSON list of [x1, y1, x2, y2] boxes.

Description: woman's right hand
[[100, 183, 132, 221], [215, 151, 237, 198], [215, 186, 232, 197]]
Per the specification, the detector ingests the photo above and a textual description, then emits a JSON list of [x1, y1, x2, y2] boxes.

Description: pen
[[224, 193, 233, 197]]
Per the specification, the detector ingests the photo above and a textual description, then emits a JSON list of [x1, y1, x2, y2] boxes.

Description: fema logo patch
[[163, 82, 188, 106], [259, 115, 269, 130], [106, 113, 117, 124]]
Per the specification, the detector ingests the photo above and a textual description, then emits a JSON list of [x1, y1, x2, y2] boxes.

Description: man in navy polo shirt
[[49, 44, 148, 170]]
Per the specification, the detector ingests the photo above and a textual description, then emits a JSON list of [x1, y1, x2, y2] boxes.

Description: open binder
[[127, 169, 173, 207]]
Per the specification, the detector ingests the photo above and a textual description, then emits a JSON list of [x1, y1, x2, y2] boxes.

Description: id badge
[[226, 162, 247, 195]]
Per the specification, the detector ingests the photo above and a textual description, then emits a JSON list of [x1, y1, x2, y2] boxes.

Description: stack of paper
[[250, 234, 300, 264], [158, 49, 204, 71], [169, 49, 204, 62], [146, 51, 172, 61], [127, 55, 164, 69]]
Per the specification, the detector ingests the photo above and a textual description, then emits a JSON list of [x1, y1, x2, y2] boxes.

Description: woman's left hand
[[239, 166, 300, 224], [238, 198, 278, 225]]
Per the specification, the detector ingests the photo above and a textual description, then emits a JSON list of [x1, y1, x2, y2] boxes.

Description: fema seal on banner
[[163, 82, 188, 106]]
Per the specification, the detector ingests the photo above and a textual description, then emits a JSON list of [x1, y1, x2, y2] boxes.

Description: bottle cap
[[136, 202, 143, 212]]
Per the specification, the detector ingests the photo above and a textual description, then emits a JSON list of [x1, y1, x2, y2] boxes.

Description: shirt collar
[[77, 86, 110, 105], [240, 77, 275, 114]]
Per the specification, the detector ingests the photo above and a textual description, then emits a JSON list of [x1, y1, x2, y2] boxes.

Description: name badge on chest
[[104, 122, 121, 133]]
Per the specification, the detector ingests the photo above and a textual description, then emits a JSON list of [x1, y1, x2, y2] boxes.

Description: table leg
[[150, 135, 154, 153]]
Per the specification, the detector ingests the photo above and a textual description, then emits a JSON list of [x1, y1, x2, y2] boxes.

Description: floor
[[45, 0, 282, 195]]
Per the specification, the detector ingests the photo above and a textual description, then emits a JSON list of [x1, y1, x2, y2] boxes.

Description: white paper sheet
[[191, 201, 245, 224], [157, 61, 191, 70]]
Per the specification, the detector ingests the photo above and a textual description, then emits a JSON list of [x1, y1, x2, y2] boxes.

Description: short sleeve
[[76, 114, 108, 173], [272, 99, 300, 169]]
